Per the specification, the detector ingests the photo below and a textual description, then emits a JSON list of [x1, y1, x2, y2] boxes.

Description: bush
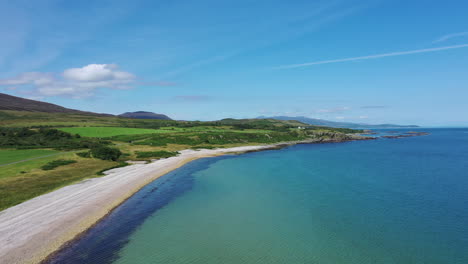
[[120, 153, 131, 158], [91, 146, 122, 161], [76, 151, 91, 158], [96, 161, 130, 175], [192, 145, 216, 149], [135, 151, 178, 159], [0, 127, 110, 150], [41, 159, 77, 170]]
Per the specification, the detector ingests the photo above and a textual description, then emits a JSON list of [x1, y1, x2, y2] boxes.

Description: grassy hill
[[0, 93, 111, 116], [119, 111, 172, 120], [0, 110, 308, 129]]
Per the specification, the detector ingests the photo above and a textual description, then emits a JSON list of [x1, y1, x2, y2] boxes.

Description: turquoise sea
[[47, 128, 468, 264]]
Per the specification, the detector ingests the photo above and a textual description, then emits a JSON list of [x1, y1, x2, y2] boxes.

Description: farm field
[[0, 151, 76, 180], [0, 149, 60, 165], [58, 126, 275, 138]]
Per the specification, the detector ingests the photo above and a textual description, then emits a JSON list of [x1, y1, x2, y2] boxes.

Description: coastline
[[0, 138, 366, 264]]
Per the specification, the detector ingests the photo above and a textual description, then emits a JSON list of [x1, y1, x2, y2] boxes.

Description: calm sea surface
[[47, 128, 468, 264]]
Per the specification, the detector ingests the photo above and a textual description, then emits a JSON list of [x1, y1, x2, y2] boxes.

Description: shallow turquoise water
[[48, 128, 468, 264]]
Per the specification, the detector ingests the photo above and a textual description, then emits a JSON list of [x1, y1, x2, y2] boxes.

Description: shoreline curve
[[0, 137, 370, 264], [0, 143, 299, 264]]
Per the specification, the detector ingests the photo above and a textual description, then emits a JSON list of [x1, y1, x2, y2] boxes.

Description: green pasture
[[0, 151, 75, 180], [0, 155, 118, 211], [0, 149, 60, 165], [58, 126, 274, 138]]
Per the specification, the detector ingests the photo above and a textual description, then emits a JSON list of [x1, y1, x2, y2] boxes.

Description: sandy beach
[[0, 144, 287, 264]]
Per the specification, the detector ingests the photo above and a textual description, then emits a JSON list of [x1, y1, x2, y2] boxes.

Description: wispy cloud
[[159, 54, 234, 79], [0, 1, 137, 75], [141, 1, 367, 79], [360, 105, 388, 109], [316, 106, 351, 113], [0, 64, 178, 98], [274, 44, 468, 69], [0, 64, 136, 98], [434, 32, 468, 43]]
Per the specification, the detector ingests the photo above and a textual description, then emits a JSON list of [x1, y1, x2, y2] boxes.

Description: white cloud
[[359, 115, 369, 119], [0, 64, 136, 98], [63, 64, 134, 82], [335, 116, 346, 120]]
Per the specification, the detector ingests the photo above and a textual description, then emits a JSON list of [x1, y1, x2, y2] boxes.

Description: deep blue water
[[47, 128, 468, 264]]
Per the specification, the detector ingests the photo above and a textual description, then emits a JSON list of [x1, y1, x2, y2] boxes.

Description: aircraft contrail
[[274, 43, 468, 69]]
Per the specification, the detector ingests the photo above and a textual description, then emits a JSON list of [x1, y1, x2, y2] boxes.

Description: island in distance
[[258, 116, 419, 129]]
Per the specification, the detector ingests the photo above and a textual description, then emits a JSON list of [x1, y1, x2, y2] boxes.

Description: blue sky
[[0, 0, 467, 126]]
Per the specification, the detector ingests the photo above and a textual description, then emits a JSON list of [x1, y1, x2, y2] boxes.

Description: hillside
[[258, 116, 419, 129], [0, 93, 111, 116], [119, 111, 172, 120]]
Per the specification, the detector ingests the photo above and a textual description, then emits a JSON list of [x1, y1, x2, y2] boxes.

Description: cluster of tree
[[126, 131, 310, 147], [135, 150, 178, 159], [112, 118, 299, 131], [306, 127, 362, 134], [90, 146, 122, 161], [77, 146, 122, 161], [111, 128, 358, 148], [41, 159, 77, 170], [0, 127, 108, 150]]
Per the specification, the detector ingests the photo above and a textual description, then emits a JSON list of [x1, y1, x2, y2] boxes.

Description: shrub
[[91, 146, 122, 161], [96, 161, 130, 175], [76, 151, 91, 158], [135, 151, 178, 159], [0, 127, 110, 150], [41, 159, 77, 170], [192, 145, 216, 149]]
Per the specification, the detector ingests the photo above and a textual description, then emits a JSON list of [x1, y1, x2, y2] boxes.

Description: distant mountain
[[0, 93, 111, 116], [216, 118, 307, 127], [257, 116, 419, 129], [119, 111, 172, 120]]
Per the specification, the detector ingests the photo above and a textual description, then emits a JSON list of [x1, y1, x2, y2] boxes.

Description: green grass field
[[0, 149, 60, 165], [0, 155, 118, 211], [0, 151, 76, 180], [58, 126, 274, 138], [58, 127, 162, 137]]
